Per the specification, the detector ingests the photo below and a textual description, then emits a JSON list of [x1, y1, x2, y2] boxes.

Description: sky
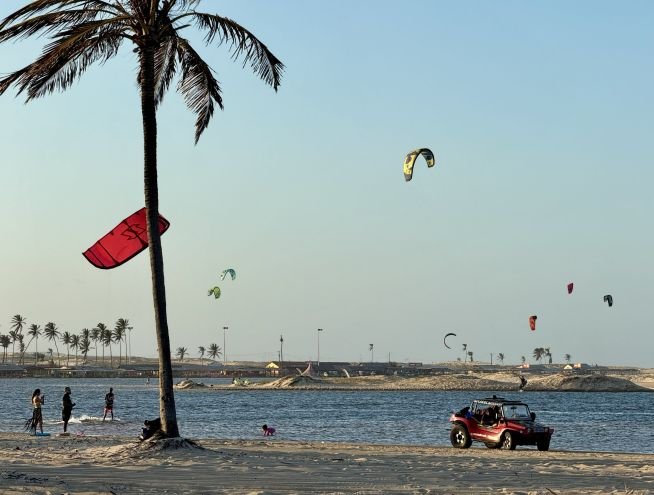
[[0, 1, 653, 367]]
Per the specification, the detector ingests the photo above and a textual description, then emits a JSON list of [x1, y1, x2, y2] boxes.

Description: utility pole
[[223, 326, 228, 364], [369, 344, 374, 363], [317, 328, 323, 373]]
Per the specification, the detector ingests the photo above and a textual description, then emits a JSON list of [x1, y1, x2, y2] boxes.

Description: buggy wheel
[[450, 425, 472, 449], [537, 439, 550, 451], [501, 431, 517, 450]]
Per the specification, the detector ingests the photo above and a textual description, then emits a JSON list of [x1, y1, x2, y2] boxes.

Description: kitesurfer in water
[[262, 424, 276, 436], [519, 374, 528, 391]]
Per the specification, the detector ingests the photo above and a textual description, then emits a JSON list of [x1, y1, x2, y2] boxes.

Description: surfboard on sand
[[57, 432, 70, 437], [32, 432, 51, 437]]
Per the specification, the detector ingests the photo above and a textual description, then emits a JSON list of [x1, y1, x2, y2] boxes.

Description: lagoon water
[[1, 377, 652, 453]]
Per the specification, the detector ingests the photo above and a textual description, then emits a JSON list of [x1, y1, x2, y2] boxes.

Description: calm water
[[1, 377, 652, 454]]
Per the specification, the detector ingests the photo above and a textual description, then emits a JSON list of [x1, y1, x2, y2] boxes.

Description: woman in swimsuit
[[25, 389, 45, 434]]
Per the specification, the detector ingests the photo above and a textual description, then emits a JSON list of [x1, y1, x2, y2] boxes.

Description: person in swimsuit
[[103, 387, 114, 421], [262, 424, 276, 436], [25, 389, 45, 434], [62, 386, 75, 433]]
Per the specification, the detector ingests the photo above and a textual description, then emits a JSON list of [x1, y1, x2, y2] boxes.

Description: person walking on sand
[[62, 386, 75, 433], [24, 389, 45, 434], [103, 387, 115, 421]]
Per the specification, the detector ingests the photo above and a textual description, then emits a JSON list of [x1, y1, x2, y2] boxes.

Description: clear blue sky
[[1, 1, 652, 366]]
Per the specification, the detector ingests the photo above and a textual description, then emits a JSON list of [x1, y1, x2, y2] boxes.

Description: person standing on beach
[[62, 387, 75, 433], [24, 389, 45, 434], [103, 387, 114, 421]]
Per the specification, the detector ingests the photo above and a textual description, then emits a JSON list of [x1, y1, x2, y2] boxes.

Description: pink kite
[[83, 208, 170, 269], [529, 315, 537, 331]]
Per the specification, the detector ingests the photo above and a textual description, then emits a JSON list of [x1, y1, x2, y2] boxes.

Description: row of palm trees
[[1, 314, 132, 367], [459, 343, 572, 365], [176, 344, 223, 363]]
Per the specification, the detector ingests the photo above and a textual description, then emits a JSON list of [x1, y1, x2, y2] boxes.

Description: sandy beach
[[0, 433, 652, 494]]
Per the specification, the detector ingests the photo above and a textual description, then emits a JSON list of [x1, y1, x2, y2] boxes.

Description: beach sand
[[0, 433, 652, 494]]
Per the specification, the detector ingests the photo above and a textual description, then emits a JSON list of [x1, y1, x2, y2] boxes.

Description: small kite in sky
[[567, 282, 574, 294], [443, 332, 457, 349], [220, 269, 236, 281], [529, 315, 537, 331], [403, 148, 435, 182], [604, 295, 613, 307], [208, 287, 221, 299]]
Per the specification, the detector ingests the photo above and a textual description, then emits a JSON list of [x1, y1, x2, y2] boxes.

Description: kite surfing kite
[[83, 208, 170, 269], [208, 287, 221, 299], [443, 332, 457, 349], [220, 269, 236, 281], [403, 148, 435, 182], [567, 282, 574, 294], [604, 295, 613, 307], [529, 315, 537, 331]]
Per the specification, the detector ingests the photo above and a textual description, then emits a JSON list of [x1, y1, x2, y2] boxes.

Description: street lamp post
[[317, 328, 323, 373], [223, 326, 228, 364], [279, 334, 284, 375], [369, 343, 374, 363]]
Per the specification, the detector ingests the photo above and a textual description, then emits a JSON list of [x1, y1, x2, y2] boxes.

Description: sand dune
[[0, 433, 652, 494]]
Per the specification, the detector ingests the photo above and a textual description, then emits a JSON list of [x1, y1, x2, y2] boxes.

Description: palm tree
[[79, 333, 91, 363], [101, 327, 113, 366], [8, 331, 18, 364], [113, 319, 129, 366], [90, 327, 101, 362], [26, 324, 42, 365], [207, 343, 222, 362], [462, 344, 468, 363], [564, 353, 572, 364], [47, 348, 53, 363], [198, 346, 205, 365], [10, 314, 27, 363], [533, 347, 545, 363], [94, 323, 108, 363], [43, 322, 60, 365], [176, 347, 188, 362], [521, 355, 526, 365], [70, 334, 80, 365], [0, 0, 283, 439], [0, 335, 10, 363], [497, 353, 505, 365], [17, 335, 26, 364], [467, 351, 473, 363], [62, 331, 72, 366], [544, 347, 552, 365]]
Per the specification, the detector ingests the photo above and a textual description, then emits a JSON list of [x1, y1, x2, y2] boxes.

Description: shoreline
[[0, 433, 652, 494]]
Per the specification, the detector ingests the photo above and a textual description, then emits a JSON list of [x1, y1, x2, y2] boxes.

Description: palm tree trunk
[[140, 45, 179, 438]]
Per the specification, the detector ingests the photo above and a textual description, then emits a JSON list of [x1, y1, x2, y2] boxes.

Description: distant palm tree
[[70, 334, 80, 365], [62, 331, 72, 366], [564, 353, 572, 364], [544, 347, 552, 364], [17, 334, 26, 364], [521, 355, 526, 365], [79, 334, 91, 363], [462, 344, 468, 363], [26, 324, 41, 365], [90, 327, 101, 362], [0, 0, 283, 439], [467, 351, 474, 363], [101, 327, 113, 366], [44, 323, 60, 365], [497, 353, 505, 365], [113, 319, 129, 366], [208, 343, 222, 361], [0, 334, 10, 363], [176, 347, 188, 362], [8, 331, 18, 364], [533, 347, 545, 363], [198, 346, 206, 365], [47, 348, 53, 363]]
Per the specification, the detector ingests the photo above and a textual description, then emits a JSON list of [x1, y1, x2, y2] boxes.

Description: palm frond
[[184, 12, 283, 91], [176, 37, 223, 143], [0, 0, 119, 30], [5, 20, 126, 100], [153, 36, 178, 107], [0, 9, 103, 42]]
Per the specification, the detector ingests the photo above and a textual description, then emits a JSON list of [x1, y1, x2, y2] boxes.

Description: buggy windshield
[[502, 403, 531, 419]]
